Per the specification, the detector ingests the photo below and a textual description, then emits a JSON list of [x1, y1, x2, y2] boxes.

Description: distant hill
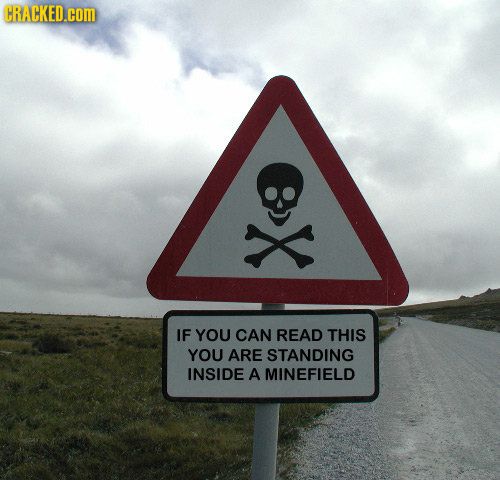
[[378, 288, 500, 332], [460, 287, 500, 303]]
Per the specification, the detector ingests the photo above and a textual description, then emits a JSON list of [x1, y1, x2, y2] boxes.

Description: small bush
[[32, 334, 75, 354], [379, 326, 396, 342], [3, 333, 19, 340]]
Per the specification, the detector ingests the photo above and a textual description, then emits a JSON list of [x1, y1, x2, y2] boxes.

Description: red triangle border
[[147, 76, 409, 305]]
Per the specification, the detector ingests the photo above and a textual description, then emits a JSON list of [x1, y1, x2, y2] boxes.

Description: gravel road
[[290, 317, 499, 479]]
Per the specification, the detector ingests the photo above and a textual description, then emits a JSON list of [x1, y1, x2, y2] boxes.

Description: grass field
[[2, 298, 491, 479], [0, 312, 342, 480]]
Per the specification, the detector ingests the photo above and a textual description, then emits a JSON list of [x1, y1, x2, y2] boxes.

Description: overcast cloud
[[1, 0, 498, 316]]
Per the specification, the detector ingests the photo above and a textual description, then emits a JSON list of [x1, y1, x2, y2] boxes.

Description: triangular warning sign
[[147, 76, 408, 305]]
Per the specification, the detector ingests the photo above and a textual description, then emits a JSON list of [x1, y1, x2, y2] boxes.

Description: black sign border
[[162, 309, 379, 403]]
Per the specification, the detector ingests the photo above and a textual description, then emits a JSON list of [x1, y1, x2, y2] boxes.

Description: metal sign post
[[251, 303, 283, 480], [149, 75, 408, 480], [161, 308, 379, 473]]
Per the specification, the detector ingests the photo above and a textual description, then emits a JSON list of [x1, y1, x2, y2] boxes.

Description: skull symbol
[[257, 163, 304, 226]]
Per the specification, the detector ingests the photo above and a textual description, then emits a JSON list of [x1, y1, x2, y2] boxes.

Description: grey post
[[251, 303, 284, 480]]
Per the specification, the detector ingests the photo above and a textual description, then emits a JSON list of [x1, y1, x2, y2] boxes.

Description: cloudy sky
[[1, 0, 498, 317]]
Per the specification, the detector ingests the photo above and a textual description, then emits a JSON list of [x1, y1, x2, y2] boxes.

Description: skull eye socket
[[283, 187, 296, 201], [264, 187, 278, 201]]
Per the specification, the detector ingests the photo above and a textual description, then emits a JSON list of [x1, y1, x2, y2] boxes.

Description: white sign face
[[147, 76, 409, 306], [163, 310, 379, 402], [177, 107, 380, 280]]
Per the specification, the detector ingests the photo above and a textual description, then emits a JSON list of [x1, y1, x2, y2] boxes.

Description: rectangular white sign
[[163, 310, 379, 402]]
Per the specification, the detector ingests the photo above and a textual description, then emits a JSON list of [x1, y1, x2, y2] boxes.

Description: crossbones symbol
[[244, 224, 314, 268], [244, 163, 315, 268]]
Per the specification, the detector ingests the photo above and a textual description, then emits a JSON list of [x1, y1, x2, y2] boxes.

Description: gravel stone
[[291, 318, 500, 479]]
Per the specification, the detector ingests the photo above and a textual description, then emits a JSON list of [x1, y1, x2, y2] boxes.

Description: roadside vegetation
[[378, 288, 500, 332], [0, 312, 332, 480], [378, 326, 396, 341]]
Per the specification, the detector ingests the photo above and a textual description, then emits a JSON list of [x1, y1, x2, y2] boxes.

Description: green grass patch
[[0, 311, 394, 479], [0, 312, 331, 480]]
